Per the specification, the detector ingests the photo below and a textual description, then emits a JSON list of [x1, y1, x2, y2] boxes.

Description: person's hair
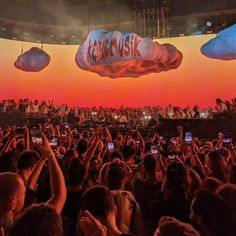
[[188, 168, 202, 197], [110, 151, 123, 162], [208, 151, 226, 182], [200, 177, 222, 192], [165, 163, 189, 194], [216, 184, 236, 213], [68, 158, 86, 186], [62, 149, 78, 167], [77, 138, 88, 155], [143, 154, 157, 174], [17, 150, 39, 170], [8, 203, 63, 236], [122, 145, 135, 162], [107, 161, 127, 190], [144, 141, 152, 153], [191, 190, 235, 236], [154, 216, 200, 236], [80, 185, 115, 221], [0, 172, 22, 211]]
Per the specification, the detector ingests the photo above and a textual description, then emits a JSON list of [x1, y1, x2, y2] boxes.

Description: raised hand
[[34, 132, 53, 157], [79, 210, 107, 236], [0, 227, 4, 236]]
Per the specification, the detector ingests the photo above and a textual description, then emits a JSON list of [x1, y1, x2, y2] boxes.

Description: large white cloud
[[75, 29, 183, 78], [201, 24, 236, 60]]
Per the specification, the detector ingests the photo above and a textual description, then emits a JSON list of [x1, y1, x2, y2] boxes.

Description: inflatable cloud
[[201, 24, 236, 60], [75, 29, 183, 78], [14, 47, 51, 72]]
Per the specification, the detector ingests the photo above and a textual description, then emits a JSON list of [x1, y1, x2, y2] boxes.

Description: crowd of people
[[0, 97, 236, 125], [0, 120, 235, 236]]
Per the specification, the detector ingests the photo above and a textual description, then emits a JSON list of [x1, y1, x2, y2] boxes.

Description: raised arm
[[177, 126, 184, 144], [23, 127, 30, 151], [228, 139, 236, 164], [35, 132, 66, 213], [27, 156, 47, 190], [136, 128, 144, 152], [1, 135, 15, 153], [84, 136, 100, 167], [103, 127, 112, 143], [190, 140, 204, 170]]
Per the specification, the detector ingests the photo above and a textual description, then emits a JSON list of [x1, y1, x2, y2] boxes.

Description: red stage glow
[[0, 35, 235, 108]]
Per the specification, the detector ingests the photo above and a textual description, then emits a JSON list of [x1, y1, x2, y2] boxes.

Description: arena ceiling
[[0, 0, 236, 45]]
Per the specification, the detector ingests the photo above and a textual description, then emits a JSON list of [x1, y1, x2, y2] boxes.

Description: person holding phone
[[33, 132, 67, 212], [185, 132, 192, 145], [108, 142, 115, 152], [223, 133, 232, 147], [151, 146, 158, 155], [29, 125, 42, 145]]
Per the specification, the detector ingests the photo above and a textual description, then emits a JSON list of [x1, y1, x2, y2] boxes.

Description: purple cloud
[[15, 47, 51, 72], [201, 24, 236, 60]]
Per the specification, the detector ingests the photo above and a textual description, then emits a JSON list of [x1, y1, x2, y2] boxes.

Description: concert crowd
[[0, 109, 236, 236], [0, 97, 236, 125]]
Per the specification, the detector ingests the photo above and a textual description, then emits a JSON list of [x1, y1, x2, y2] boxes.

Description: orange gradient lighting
[[0, 35, 235, 108]]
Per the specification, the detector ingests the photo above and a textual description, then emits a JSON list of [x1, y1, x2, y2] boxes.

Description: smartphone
[[171, 137, 179, 144], [223, 134, 232, 147], [151, 145, 158, 154], [185, 132, 192, 145], [29, 125, 42, 144], [49, 137, 58, 149], [168, 155, 176, 160], [108, 142, 114, 152]]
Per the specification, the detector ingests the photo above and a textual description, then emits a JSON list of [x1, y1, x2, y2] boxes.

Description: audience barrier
[[0, 112, 235, 139]]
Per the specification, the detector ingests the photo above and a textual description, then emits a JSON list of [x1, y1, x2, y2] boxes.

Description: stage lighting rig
[[133, 0, 170, 38]]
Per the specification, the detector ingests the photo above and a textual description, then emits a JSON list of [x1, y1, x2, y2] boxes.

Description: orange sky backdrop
[[0, 34, 235, 108]]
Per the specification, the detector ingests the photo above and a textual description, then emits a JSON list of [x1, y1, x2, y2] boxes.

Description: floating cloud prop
[[76, 29, 183, 78], [15, 47, 51, 72], [201, 24, 236, 60]]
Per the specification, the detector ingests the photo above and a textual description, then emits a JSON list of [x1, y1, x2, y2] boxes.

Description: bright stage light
[[206, 21, 213, 27]]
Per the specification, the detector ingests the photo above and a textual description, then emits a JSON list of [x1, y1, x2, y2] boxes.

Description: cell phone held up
[[29, 125, 42, 144], [49, 137, 58, 149], [185, 132, 192, 145], [151, 145, 158, 154], [108, 142, 114, 152], [223, 134, 232, 147]]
